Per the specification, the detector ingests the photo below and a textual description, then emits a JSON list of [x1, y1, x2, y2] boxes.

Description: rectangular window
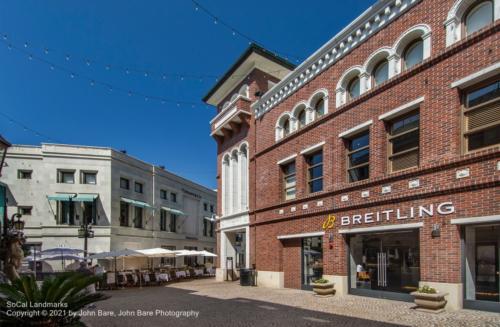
[[58, 201, 75, 225], [134, 182, 143, 193], [170, 192, 177, 203], [203, 218, 208, 236], [306, 151, 323, 193], [134, 206, 143, 228], [161, 246, 176, 267], [120, 177, 130, 190], [347, 131, 370, 182], [81, 171, 97, 185], [210, 205, 214, 213], [160, 209, 167, 231], [282, 161, 296, 200], [463, 79, 500, 152], [19, 206, 32, 215], [58, 170, 75, 184], [120, 201, 129, 227], [169, 213, 177, 233], [160, 189, 167, 200], [204, 203, 208, 211], [388, 111, 420, 172], [17, 170, 32, 179], [209, 221, 214, 237]]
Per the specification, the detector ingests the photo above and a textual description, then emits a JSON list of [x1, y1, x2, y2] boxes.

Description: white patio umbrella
[[135, 248, 176, 258], [39, 247, 85, 270], [197, 250, 217, 257], [88, 249, 145, 288], [25, 254, 84, 261], [173, 250, 201, 257]]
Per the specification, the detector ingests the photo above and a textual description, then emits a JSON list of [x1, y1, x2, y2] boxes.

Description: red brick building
[[204, 0, 500, 312]]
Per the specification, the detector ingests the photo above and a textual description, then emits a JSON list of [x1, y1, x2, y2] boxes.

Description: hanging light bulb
[[232, 30, 236, 36], [70, 73, 75, 79], [28, 54, 33, 60], [7, 44, 12, 50], [65, 54, 70, 61], [108, 86, 113, 92], [44, 48, 49, 54], [24, 42, 28, 48], [86, 59, 91, 66], [214, 18, 218, 24], [144, 72, 148, 77], [90, 80, 95, 86], [2, 34, 7, 40], [162, 74, 167, 80], [125, 69, 130, 74], [50, 65, 55, 71]]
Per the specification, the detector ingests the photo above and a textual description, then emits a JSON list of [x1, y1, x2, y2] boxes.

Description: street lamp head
[[11, 213, 25, 231]]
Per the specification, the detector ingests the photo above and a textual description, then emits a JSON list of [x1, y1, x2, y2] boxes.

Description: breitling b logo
[[322, 214, 336, 230]]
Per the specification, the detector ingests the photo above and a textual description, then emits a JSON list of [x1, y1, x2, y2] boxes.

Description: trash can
[[239, 269, 255, 286]]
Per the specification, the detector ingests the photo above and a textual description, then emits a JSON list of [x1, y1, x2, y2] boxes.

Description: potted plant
[[411, 285, 448, 312], [312, 278, 335, 296]]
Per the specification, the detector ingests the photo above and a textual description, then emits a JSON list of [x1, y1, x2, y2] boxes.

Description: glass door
[[349, 230, 420, 301], [465, 224, 500, 312], [302, 237, 323, 290]]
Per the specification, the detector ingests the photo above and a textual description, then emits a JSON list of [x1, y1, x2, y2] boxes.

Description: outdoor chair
[[169, 269, 177, 281], [117, 273, 127, 287], [149, 273, 158, 285], [126, 273, 136, 286], [188, 268, 196, 278]]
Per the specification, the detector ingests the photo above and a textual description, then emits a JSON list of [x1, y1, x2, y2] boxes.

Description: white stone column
[[306, 106, 315, 123], [245, 226, 250, 269], [388, 54, 401, 78], [360, 72, 371, 93], [422, 32, 432, 60], [230, 154, 239, 214], [239, 148, 248, 211], [336, 87, 345, 107], [445, 17, 459, 47]]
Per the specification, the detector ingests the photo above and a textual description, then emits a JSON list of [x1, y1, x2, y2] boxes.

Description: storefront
[[301, 236, 323, 290], [453, 217, 500, 312], [348, 229, 420, 301]]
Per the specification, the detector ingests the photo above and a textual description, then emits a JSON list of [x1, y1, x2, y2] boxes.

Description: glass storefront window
[[302, 237, 323, 289], [465, 225, 500, 305], [349, 230, 420, 296]]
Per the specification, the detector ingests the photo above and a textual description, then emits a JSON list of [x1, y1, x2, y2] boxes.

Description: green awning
[[161, 206, 186, 216], [47, 194, 76, 201], [121, 197, 152, 209], [74, 194, 98, 202]]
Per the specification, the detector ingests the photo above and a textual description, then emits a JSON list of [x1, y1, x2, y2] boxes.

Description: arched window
[[314, 98, 325, 117], [348, 77, 361, 100], [297, 109, 307, 128], [283, 119, 291, 136], [465, 1, 494, 35], [373, 59, 389, 86], [403, 39, 424, 70]]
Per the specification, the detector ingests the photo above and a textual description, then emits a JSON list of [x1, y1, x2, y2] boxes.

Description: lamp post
[[78, 220, 94, 262], [0, 134, 11, 177]]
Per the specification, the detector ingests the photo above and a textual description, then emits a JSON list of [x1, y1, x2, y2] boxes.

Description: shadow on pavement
[[82, 285, 406, 327]]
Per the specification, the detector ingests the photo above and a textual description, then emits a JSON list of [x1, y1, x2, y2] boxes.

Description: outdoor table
[[157, 273, 170, 282], [194, 269, 204, 276], [176, 271, 187, 278]]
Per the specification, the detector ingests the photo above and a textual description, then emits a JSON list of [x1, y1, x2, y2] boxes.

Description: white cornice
[[254, 0, 421, 118]]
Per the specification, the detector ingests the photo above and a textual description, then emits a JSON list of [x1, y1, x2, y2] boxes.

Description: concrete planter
[[411, 291, 448, 312], [312, 282, 335, 296]]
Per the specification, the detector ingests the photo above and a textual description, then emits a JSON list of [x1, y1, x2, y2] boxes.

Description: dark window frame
[[387, 110, 420, 173], [119, 201, 129, 227], [346, 130, 370, 183], [462, 0, 494, 37], [461, 77, 500, 153], [306, 150, 324, 194], [18, 206, 32, 215], [134, 182, 143, 194], [403, 38, 424, 70], [57, 170, 75, 184], [81, 171, 97, 185], [281, 161, 297, 201], [160, 189, 168, 200], [17, 170, 32, 180], [160, 209, 168, 231], [120, 177, 130, 190], [134, 206, 143, 229]]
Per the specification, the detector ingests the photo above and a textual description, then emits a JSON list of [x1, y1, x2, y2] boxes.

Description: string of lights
[[0, 37, 206, 108], [0, 110, 61, 143], [190, 0, 303, 63], [0, 32, 292, 83]]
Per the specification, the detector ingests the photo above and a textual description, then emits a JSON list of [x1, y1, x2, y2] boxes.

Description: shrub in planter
[[0, 272, 110, 326], [411, 285, 448, 312], [312, 278, 335, 296]]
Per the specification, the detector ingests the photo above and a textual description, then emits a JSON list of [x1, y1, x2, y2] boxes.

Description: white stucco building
[[0, 143, 216, 270]]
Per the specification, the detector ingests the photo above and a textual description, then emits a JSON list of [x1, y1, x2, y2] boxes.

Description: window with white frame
[[464, 1, 494, 36]]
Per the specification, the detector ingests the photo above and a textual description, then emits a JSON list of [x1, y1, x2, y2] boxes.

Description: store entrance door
[[301, 237, 323, 290], [349, 230, 420, 301]]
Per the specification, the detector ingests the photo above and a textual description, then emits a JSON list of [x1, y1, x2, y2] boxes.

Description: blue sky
[[0, 0, 374, 189]]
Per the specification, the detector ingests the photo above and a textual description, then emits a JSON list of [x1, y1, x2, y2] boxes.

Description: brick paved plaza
[[82, 279, 500, 327]]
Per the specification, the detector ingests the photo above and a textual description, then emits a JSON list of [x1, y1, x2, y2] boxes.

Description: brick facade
[[207, 0, 499, 309]]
